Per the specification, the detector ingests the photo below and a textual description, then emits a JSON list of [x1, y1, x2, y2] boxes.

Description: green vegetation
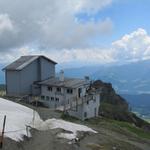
[[111, 120, 150, 139], [61, 113, 79, 122], [0, 84, 6, 97], [146, 119, 150, 123], [86, 117, 150, 140], [61, 112, 150, 140], [93, 80, 150, 131], [99, 102, 133, 122]]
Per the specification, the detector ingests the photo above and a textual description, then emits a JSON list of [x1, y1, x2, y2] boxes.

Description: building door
[[78, 88, 82, 98]]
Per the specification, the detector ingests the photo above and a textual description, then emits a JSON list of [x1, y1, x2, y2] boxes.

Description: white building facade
[[37, 75, 100, 120]]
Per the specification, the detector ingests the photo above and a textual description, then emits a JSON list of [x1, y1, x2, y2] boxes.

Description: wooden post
[[26, 125, 30, 138], [0, 115, 6, 149], [32, 110, 35, 128]]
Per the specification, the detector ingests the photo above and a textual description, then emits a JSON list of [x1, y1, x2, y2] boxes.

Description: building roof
[[2, 55, 57, 71], [38, 77, 89, 88]]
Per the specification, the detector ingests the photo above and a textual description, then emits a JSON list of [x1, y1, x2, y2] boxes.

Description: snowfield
[[0, 98, 42, 141], [0, 98, 97, 141], [38, 118, 97, 140]]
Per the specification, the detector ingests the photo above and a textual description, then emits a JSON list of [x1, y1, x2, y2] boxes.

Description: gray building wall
[[39, 83, 89, 108], [6, 70, 21, 96], [68, 94, 100, 120], [68, 104, 83, 120], [82, 94, 100, 119], [20, 59, 39, 95], [40, 57, 55, 80], [31, 84, 41, 96], [40, 85, 74, 108], [5, 56, 56, 97]]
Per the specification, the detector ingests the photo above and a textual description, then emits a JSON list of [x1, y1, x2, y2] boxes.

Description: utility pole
[[0, 115, 6, 149]]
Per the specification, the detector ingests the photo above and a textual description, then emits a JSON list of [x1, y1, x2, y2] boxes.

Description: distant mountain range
[[121, 94, 150, 120], [64, 59, 150, 94]]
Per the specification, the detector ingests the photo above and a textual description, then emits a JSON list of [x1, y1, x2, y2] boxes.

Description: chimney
[[59, 70, 64, 81]]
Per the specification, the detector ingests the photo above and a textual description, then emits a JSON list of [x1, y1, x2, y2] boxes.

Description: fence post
[[0, 115, 6, 149]]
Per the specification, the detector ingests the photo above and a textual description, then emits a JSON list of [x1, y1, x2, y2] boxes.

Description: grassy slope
[[86, 117, 150, 140], [146, 119, 150, 123], [62, 114, 150, 150], [0, 84, 6, 96]]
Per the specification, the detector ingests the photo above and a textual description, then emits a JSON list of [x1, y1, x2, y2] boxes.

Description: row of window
[[41, 95, 60, 102], [47, 86, 61, 92], [47, 86, 73, 94]]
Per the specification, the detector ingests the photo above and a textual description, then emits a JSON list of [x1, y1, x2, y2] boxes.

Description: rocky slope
[[92, 80, 150, 130]]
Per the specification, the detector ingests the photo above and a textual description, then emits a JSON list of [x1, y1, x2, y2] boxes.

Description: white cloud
[[0, 14, 14, 34], [73, 0, 112, 13], [1, 0, 150, 67], [47, 28, 150, 65], [0, 13, 20, 51], [53, 28, 150, 65], [0, 0, 113, 52], [112, 28, 150, 61], [2, 28, 150, 67], [46, 48, 115, 64], [39, 17, 113, 49], [0, 47, 115, 66]]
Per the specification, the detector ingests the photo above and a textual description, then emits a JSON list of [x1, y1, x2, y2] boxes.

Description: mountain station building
[[3, 55, 101, 120]]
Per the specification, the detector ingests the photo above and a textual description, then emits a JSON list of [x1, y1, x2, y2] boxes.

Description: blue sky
[[0, 0, 150, 70], [77, 0, 150, 46], [107, 0, 150, 40]]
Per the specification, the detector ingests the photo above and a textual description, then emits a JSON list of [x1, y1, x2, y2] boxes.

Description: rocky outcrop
[[92, 80, 150, 130]]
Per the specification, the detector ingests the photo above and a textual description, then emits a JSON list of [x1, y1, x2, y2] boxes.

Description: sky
[[0, 0, 150, 68]]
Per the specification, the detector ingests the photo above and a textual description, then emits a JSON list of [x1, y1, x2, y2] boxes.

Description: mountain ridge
[[64, 59, 150, 94]]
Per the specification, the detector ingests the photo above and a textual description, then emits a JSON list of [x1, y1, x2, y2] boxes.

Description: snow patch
[[0, 98, 43, 141], [0, 98, 97, 142], [37, 118, 97, 140]]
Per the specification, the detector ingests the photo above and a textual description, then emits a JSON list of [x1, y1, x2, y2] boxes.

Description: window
[[84, 112, 87, 118], [56, 97, 59, 102], [87, 101, 89, 105], [67, 88, 73, 94], [78, 88, 82, 98], [51, 97, 54, 101], [46, 96, 50, 101], [93, 96, 96, 102], [56, 87, 61, 92], [41, 95, 45, 100], [47, 86, 52, 91]]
